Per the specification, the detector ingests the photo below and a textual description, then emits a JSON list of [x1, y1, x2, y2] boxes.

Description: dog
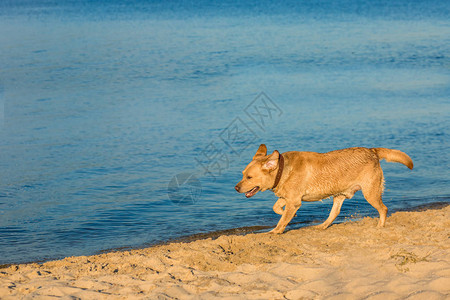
[[235, 144, 413, 234]]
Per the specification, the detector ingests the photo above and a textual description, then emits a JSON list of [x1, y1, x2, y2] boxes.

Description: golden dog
[[235, 144, 413, 234]]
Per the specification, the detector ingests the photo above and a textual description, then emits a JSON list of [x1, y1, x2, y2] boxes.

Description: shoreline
[[1, 201, 449, 268], [1, 202, 449, 299]]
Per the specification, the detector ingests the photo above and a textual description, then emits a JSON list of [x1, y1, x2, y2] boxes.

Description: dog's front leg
[[269, 201, 301, 234], [273, 198, 286, 215]]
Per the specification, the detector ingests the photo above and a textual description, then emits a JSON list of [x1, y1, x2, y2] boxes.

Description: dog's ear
[[262, 150, 279, 171], [253, 144, 267, 160]]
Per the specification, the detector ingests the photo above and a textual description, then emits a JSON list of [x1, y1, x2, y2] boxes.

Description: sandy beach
[[1, 204, 449, 299]]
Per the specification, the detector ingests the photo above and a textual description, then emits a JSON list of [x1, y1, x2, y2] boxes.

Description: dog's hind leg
[[362, 174, 387, 227], [273, 198, 286, 215], [317, 195, 345, 229]]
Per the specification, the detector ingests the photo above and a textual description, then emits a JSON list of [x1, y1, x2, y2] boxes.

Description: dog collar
[[272, 153, 284, 190]]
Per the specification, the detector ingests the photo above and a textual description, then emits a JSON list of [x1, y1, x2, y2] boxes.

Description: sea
[[0, 0, 449, 265]]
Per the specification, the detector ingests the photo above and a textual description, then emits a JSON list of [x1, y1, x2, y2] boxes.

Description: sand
[[1, 204, 449, 299]]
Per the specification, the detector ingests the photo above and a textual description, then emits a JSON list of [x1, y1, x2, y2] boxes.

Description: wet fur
[[235, 145, 413, 234]]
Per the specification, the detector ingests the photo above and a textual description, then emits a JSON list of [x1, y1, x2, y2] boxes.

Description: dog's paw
[[266, 228, 284, 234], [313, 224, 329, 230]]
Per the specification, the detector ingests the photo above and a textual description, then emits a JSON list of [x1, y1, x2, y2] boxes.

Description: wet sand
[[1, 204, 449, 299]]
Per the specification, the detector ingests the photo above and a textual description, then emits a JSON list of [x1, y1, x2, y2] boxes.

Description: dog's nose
[[234, 185, 240, 192]]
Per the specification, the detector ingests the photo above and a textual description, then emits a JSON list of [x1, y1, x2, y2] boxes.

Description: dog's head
[[235, 144, 281, 198]]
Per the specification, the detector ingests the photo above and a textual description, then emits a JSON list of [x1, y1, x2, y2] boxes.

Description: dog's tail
[[371, 148, 414, 170]]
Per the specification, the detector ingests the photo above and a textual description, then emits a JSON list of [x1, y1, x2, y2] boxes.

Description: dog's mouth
[[245, 186, 260, 198]]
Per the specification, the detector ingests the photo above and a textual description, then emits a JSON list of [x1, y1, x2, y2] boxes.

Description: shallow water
[[0, 0, 449, 264]]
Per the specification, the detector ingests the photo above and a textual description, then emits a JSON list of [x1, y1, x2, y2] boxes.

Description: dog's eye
[[247, 176, 252, 179]]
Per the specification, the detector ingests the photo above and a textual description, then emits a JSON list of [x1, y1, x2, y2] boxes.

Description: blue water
[[0, 0, 449, 265]]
